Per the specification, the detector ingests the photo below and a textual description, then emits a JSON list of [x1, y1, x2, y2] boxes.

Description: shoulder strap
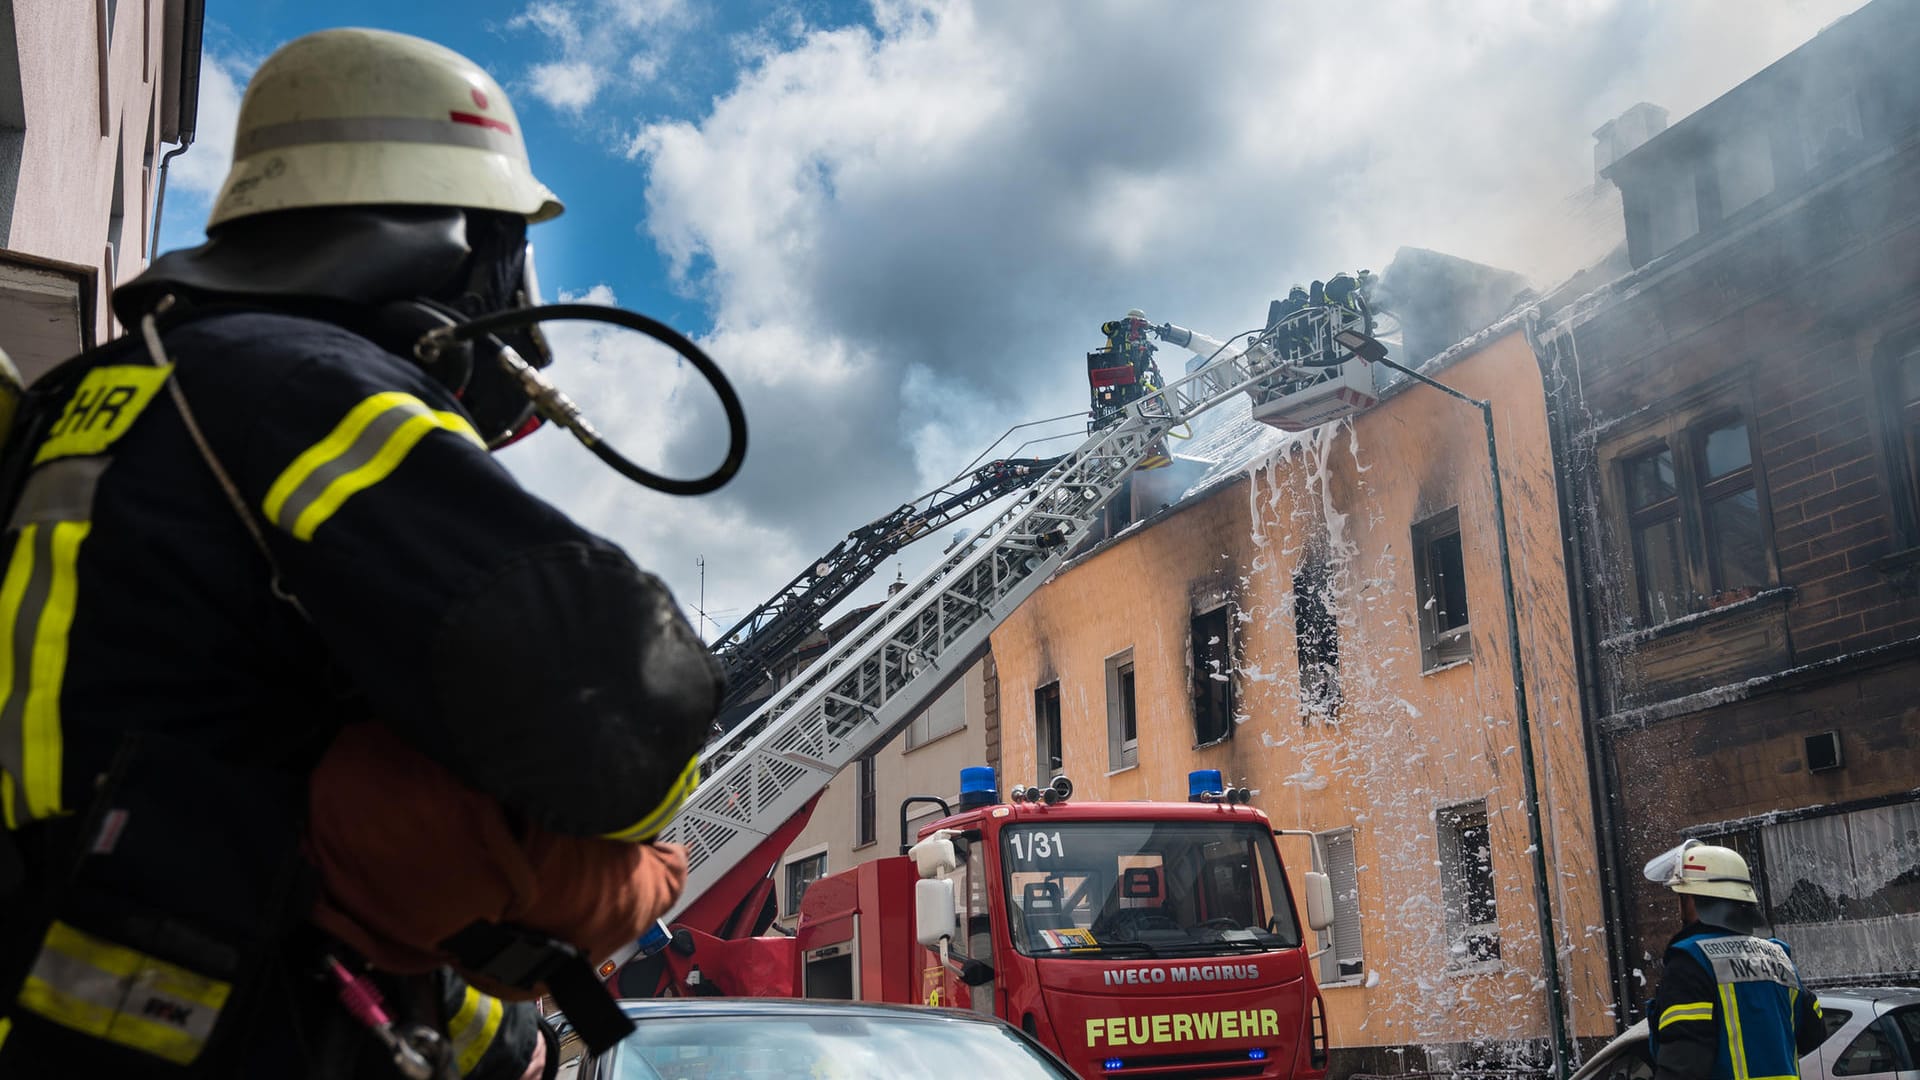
[[137, 298, 310, 621]]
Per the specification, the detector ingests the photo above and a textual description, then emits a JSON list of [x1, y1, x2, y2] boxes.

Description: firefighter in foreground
[[1643, 841, 1824, 1080], [0, 28, 719, 1078]]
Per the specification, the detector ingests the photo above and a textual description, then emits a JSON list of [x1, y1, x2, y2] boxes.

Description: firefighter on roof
[[1643, 840, 1824, 1080], [0, 27, 718, 1078]]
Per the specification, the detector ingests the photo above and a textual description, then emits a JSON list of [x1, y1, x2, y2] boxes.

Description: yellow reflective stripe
[[0, 1015, 10, 1049], [603, 754, 700, 842], [262, 393, 483, 542], [17, 921, 230, 1066], [0, 520, 88, 828], [448, 985, 504, 1076], [1722, 982, 1749, 1080], [25, 522, 84, 820], [0, 526, 35, 830], [1659, 1001, 1715, 1029]]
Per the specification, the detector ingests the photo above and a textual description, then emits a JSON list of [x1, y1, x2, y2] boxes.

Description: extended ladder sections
[[660, 304, 1370, 919]]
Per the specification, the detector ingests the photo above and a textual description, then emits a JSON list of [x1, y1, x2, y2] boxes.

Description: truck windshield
[[999, 820, 1301, 958]]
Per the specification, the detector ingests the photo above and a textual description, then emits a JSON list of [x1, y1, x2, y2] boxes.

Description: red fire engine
[[619, 767, 1336, 1079]]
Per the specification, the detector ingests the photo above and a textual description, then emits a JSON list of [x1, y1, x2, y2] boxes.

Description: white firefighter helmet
[[1644, 839, 1759, 904], [209, 28, 563, 229]]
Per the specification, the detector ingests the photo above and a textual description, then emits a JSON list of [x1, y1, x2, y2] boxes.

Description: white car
[[1571, 987, 1920, 1080]]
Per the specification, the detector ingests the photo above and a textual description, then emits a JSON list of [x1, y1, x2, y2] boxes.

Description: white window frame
[[783, 845, 829, 918], [1312, 828, 1364, 985], [1105, 648, 1137, 772], [1436, 800, 1502, 974]]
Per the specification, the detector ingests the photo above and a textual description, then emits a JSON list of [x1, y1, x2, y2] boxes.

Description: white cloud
[[169, 53, 247, 199], [508, 0, 690, 111], [531, 0, 1870, 623], [528, 61, 604, 111]]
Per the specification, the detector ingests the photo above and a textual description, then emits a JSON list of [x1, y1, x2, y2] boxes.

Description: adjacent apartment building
[[1536, 0, 1920, 999], [0, 0, 203, 381], [990, 275, 1616, 1074]]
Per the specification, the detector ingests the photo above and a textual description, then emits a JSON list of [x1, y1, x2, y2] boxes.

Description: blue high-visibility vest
[[1652, 931, 1809, 1080]]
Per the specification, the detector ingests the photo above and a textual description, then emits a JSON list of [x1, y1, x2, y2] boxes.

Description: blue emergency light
[[958, 766, 998, 810], [1188, 769, 1224, 802], [1249, 1049, 1268, 1061], [1104, 1058, 1124, 1072], [633, 918, 673, 959]]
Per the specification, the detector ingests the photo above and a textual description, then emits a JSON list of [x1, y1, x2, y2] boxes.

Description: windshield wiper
[[1028, 941, 1158, 958], [1155, 937, 1278, 956]]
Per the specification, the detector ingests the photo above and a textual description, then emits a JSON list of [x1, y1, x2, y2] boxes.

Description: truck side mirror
[[959, 959, 996, 987], [916, 878, 956, 948], [1304, 871, 1335, 932]]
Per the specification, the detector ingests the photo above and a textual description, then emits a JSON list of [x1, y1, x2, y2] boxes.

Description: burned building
[[1535, 0, 1920, 1002]]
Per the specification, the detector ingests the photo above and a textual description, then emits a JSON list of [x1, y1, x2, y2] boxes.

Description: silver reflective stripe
[[21, 923, 227, 1062], [9, 457, 110, 530], [0, 524, 54, 825], [269, 401, 426, 533], [234, 116, 516, 157], [449, 989, 499, 1074]]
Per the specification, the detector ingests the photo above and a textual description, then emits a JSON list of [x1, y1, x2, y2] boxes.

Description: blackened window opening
[[1413, 508, 1472, 669], [1437, 802, 1500, 966], [855, 753, 876, 847], [1191, 606, 1234, 744], [1035, 682, 1062, 786], [1294, 558, 1341, 718]]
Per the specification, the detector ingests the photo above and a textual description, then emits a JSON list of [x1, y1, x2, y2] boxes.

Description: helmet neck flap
[[112, 205, 550, 447]]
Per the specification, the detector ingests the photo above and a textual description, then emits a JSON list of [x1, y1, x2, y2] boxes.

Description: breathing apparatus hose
[[421, 303, 749, 496]]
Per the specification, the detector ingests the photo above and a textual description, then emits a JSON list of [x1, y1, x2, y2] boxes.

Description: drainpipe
[[1525, 313, 1635, 1029], [148, 0, 204, 259], [1365, 350, 1574, 1080]]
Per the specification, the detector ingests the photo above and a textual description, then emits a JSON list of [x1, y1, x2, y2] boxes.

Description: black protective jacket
[[0, 309, 718, 1077]]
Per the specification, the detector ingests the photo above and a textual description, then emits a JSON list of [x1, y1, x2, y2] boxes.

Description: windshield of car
[[1000, 820, 1301, 958], [606, 1011, 1074, 1079]]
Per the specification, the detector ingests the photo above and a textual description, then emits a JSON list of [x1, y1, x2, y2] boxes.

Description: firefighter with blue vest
[[0, 27, 718, 1079], [1644, 840, 1825, 1080]]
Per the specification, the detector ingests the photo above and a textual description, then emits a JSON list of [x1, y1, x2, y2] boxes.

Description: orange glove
[[305, 722, 688, 998]]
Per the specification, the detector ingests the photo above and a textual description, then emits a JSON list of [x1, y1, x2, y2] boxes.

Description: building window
[[1190, 605, 1234, 745], [1802, 86, 1864, 170], [1437, 801, 1500, 968], [1413, 509, 1471, 670], [1034, 682, 1062, 786], [1647, 166, 1702, 257], [1714, 125, 1775, 219], [855, 754, 876, 848], [1698, 419, 1766, 594], [1625, 444, 1687, 624], [906, 679, 966, 750], [1315, 828, 1364, 983], [1293, 557, 1340, 718], [785, 851, 828, 917], [1616, 415, 1771, 626], [1883, 339, 1920, 546], [1747, 798, 1920, 983], [1105, 650, 1137, 771]]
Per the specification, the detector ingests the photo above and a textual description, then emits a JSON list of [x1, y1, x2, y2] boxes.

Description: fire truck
[[603, 286, 1384, 1079]]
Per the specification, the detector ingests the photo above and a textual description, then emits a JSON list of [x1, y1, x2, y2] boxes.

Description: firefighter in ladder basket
[[1087, 310, 1171, 468]]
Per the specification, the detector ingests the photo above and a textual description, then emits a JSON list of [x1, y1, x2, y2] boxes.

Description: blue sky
[[160, 0, 1869, 636], [163, 0, 873, 339]]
